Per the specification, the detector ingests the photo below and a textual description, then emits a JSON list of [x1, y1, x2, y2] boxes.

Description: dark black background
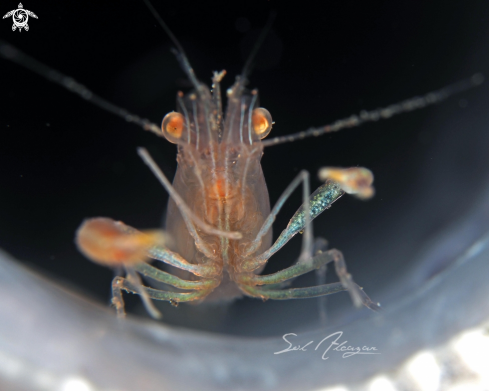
[[1, 0, 488, 334]]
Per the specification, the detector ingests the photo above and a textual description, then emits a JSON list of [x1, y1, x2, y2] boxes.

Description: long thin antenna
[[0, 40, 163, 137], [240, 11, 277, 85], [262, 73, 484, 147], [142, 0, 201, 90]]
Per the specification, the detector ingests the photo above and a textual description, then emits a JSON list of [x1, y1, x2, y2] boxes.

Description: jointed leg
[[241, 166, 376, 273], [241, 281, 380, 312], [239, 248, 381, 312], [239, 250, 340, 285], [124, 267, 162, 319], [111, 275, 214, 318], [241, 181, 344, 272], [241, 282, 346, 300], [242, 170, 311, 258], [134, 262, 218, 290], [112, 263, 220, 319], [148, 246, 220, 278], [313, 237, 330, 325], [316, 263, 328, 325]]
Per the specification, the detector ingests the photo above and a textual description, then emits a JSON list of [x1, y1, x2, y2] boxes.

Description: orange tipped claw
[[76, 217, 165, 267], [318, 167, 375, 200]]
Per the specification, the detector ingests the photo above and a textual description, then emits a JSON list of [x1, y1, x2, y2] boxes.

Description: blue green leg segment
[[134, 263, 218, 290], [243, 170, 311, 258], [148, 246, 220, 278], [111, 262, 219, 318], [239, 249, 339, 285], [239, 248, 380, 311], [241, 282, 346, 300], [241, 181, 344, 272], [111, 275, 216, 318], [109, 242, 220, 318], [241, 280, 380, 312]]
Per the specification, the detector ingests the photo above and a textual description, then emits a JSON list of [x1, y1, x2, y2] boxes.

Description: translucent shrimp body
[[2, 5, 481, 318], [73, 69, 381, 316], [163, 79, 274, 301]]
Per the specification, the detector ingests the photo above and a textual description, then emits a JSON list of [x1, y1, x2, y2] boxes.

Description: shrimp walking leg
[[241, 280, 381, 312], [148, 246, 220, 278], [111, 263, 219, 318], [251, 238, 330, 290], [313, 237, 330, 325], [124, 268, 162, 319], [239, 249, 345, 285], [134, 263, 218, 290], [239, 248, 379, 311], [316, 262, 329, 325], [112, 276, 214, 310], [239, 168, 380, 311], [76, 218, 220, 318]]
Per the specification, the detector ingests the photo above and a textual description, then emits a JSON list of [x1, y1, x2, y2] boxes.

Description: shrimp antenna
[[0, 40, 163, 137], [142, 0, 201, 90], [239, 11, 277, 86], [262, 73, 485, 147]]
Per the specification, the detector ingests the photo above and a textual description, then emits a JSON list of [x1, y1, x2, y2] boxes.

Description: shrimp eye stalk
[[252, 107, 272, 139], [161, 112, 186, 144]]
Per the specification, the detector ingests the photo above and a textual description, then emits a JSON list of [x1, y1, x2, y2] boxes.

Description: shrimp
[[0, 3, 482, 320], [73, 60, 383, 317]]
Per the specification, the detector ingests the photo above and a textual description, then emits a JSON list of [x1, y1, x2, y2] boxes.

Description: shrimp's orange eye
[[252, 107, 273, 139], [161, 112, 185, 144]]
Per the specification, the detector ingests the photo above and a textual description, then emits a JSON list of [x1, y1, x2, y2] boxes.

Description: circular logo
[[12, 9, 28, 28]]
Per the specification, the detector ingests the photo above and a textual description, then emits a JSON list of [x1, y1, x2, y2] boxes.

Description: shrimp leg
[[239, 248, 378, 310], [76, 218, 220, 318], [243, 167, 376, 272], [240, 283, 381, 312], [111, 276, 215, 317], [134, 263, 218, 290], [148, 246, 220, 278], [313, 237, 330, 325], [241, 180, 344, 272], [240, 167, 379, 311], [242, 170, 311, 258]]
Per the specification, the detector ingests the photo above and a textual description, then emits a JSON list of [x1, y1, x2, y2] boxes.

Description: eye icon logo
[[3, 3, 38, 32]]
